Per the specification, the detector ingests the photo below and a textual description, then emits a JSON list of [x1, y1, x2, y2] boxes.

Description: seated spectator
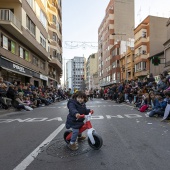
[[23, 96, 37, 108], [139, 93, 149, 112], [24, 88, 32, 96], [161, 91, 170, 121], [116, 92, 124, 103], [14, 92, 33, 111], [147, 94, 166, 117], [0, 77, 12, 108], [6, 84, 17, 100]]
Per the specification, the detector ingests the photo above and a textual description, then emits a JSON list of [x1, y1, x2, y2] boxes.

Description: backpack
[[140, 105, 148, 112]]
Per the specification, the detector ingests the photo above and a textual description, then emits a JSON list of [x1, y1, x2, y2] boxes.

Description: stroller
[[0, 89, 12, 110]]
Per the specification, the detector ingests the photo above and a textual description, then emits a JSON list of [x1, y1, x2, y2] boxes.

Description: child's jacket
[[66, 99, 90, 129]]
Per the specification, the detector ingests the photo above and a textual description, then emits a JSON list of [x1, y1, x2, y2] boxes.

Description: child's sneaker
[[67, 143, 78, 151], [78, 135, 86, 141]]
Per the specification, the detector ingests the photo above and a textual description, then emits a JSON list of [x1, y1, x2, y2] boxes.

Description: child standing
[[66, 91, 92, 151]]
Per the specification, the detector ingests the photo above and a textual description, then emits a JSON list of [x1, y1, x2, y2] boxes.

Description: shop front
[[40, 74, 48, 87], [0, 56, 40, 85], [48, 76, 58, 88]]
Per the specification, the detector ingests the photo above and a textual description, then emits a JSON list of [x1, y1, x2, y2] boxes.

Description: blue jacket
[[66, 99, 90, 129], [152, 99, 161, 110], [159, 100, 167, 110]]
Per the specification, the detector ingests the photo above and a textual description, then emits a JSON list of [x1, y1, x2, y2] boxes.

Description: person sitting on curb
[[161, 91, 170, 122], [147, 94, 166, 117]]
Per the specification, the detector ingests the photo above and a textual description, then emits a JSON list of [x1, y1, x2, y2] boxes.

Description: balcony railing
[[0, 9, 21, 30]]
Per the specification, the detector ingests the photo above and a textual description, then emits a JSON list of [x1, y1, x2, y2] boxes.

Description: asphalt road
[[0, 99, 170, 170]]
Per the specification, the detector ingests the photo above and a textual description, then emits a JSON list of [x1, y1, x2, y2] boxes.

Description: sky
[[61, 0, 170, 83]]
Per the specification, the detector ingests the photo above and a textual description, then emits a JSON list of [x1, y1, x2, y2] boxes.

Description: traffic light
[[152, 56, 160, 66]]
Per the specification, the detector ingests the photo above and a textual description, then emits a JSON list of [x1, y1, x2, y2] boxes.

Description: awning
[[1, 66, 32, 78]]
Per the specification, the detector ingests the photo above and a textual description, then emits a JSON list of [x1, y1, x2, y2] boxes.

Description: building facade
[[134, 16, 168, 80], [164, 18, 170, 74], [66, 56, 86, 91], [85, 53, 98, 89], [98, 0, 134, 87], [0, 0, 62, 87]]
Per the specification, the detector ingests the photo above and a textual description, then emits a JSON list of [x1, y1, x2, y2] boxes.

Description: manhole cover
[[46, 138, 92, 159]]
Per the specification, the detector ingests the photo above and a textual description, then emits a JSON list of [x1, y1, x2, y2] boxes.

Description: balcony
[[135, 36, 148, 47], [49, 56, 62, 70], [135, 70, 148, 77], [0, 9, 21, 32]]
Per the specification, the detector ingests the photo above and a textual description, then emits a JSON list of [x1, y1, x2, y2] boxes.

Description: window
[[2, 35, 8, 50], [26, 15, 35, 36], [40, 33, 46, 48], [25, 51, 29, 61], [53, 50, 57, 57], [53, 32, 58, 41], [1, 35, 16, 54], [32, 56, 38, 66], [53, 15, 56, 24], [56, 21, 60, 31], [11, 41, 16, 54], [143, 62, 146, 70], [40, 61, 45, 70], [142, 31, 146, 38], [19, 46, 30, 62], [40, 10, 47, 28], [112, 73, 116, 80], [19, 47, 24, 58]]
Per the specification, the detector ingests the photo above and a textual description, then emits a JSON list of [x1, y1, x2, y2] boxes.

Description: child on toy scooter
[[66, 91, 92, 151]]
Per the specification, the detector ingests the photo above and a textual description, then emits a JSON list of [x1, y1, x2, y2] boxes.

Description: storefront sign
[[40, 74, 48, 81], [13, 64, 25, 73], [0, 56, 40, 78]]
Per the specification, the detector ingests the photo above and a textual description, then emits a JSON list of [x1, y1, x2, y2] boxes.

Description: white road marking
[[56, 104, 129, 109], [13, 123, 65, 170]]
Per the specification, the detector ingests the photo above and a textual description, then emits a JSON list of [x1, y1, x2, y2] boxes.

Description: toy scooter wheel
[[88, 132, 103, 150], [63, 130, 72, 144]]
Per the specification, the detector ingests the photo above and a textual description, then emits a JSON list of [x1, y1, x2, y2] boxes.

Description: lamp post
[[112, 33, 128, 82]]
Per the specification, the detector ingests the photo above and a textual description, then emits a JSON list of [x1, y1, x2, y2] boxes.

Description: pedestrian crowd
[[0, 77, 68, 111], [94, 71, 170, 122]]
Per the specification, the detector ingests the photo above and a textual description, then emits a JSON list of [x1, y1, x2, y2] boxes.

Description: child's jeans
[[71, 128, 79, 143], [148, 108, 164, 117]]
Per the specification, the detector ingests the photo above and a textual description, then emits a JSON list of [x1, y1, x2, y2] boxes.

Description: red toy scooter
[[64, 111, 103, 150]]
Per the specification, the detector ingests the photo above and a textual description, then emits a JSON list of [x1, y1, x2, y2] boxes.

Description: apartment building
[[120, 46, 134, 82], [164, 18, 170, 74], [98, 0, 134, 87], [0, 0, 62, 87], [85, 53, 99, 89], [134, 16, 168, 80], [66, 56, 86, 91]]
